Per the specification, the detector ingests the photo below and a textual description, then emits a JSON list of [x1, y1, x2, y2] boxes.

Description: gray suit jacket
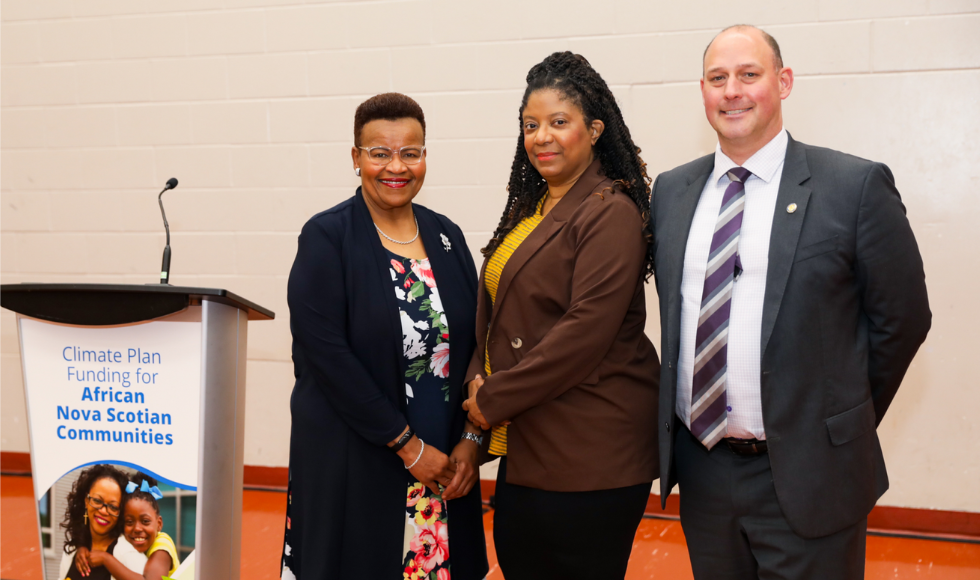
[[651, 134, 931, 538]]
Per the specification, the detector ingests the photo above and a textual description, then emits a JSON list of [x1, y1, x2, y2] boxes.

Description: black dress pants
[[492, 457, 650, 580], [674, 423, 867, 580]]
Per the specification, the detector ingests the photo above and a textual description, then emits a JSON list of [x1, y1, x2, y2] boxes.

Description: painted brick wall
[[2, 0, 978, 511]]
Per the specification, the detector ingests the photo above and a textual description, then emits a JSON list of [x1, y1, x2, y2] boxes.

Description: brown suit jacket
[[467, 160, 660, 492]]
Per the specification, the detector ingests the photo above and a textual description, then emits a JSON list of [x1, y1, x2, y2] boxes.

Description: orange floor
[[3, 475, 978, 579]]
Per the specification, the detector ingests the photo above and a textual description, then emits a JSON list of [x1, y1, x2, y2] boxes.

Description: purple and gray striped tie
[[690, 166, 752, 449]]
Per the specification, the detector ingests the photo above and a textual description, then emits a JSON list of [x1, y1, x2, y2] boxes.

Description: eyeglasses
[[357, 146, 425, 166], [86, 495, 120, 516]]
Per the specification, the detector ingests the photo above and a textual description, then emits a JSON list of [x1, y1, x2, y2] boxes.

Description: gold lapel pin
[[786, 203, 798, 214]]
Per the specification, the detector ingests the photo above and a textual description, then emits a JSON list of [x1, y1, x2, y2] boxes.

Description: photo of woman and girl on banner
[[49, 463, 193, 580]]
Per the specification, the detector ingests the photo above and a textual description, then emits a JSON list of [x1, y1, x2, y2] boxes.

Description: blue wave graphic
[[54, 460, 197, 491]]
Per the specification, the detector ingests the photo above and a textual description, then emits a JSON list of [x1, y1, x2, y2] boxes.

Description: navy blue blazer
[[284, 189, 487, 579]]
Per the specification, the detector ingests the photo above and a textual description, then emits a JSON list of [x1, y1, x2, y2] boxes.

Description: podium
[[1, 283, 274, 580]]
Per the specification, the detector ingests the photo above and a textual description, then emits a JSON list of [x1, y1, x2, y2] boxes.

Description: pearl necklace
[[375, 216, 419, 245]]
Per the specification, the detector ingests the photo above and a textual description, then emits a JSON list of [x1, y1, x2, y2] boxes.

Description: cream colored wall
[[2, 1, 978, 512]]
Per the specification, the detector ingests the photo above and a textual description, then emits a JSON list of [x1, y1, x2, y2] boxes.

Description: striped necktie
[[690, 166, 752, 449]]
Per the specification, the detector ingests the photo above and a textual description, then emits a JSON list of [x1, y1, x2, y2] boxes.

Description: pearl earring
[[355, 168, 361, 177]]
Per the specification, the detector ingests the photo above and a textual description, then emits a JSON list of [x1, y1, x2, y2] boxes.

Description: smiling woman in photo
[[462, 52, 661, 580], [280, 93, 488, 580], [58, 464, 146, 580]]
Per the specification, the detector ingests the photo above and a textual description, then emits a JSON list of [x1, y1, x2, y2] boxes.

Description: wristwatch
[[460, 432, 483, 446]]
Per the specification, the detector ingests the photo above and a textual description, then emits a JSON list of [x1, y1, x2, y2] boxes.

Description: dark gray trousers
[[674, 423, 867, 580]]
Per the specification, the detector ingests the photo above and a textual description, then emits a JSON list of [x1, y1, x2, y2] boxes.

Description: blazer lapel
[[353, 188, 405, 405], [416, 209, 463, 412], [488, 216, 565, 331], [475, 254, 491, 328], [488, 159, 605, 330], [761, 135, 812, 358]]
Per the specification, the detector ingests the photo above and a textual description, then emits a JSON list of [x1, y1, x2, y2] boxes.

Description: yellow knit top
[[483, 196, 547, 456], [148, 531, 179, 575]]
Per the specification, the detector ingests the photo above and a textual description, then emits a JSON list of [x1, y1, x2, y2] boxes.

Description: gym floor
[[2, 475, 978, 579]]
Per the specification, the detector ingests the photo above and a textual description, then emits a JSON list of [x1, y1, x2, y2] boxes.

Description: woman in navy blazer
[[280, 93, 487, 579]]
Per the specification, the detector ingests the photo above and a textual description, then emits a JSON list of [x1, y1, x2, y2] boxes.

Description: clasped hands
[[72, 547, 104, 577], [392, 428, 479, 502], [388, 374, 508, 502], [462, 374, 509, 431]]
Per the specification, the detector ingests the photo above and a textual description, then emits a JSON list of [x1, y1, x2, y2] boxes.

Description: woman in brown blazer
[[462, 52, 660, 579]]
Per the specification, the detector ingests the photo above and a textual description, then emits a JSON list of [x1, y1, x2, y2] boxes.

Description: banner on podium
[[19, 315, 202, 579]]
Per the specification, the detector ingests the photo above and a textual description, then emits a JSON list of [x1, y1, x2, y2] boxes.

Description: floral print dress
[[389, 250, 453, 580], [281, 250, 454, 580]]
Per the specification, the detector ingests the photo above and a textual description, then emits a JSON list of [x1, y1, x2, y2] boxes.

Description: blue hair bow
[[126, 479, 164, 500]]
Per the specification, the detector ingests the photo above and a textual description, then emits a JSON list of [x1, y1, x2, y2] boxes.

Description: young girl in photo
[[80, 475, 180, 580]]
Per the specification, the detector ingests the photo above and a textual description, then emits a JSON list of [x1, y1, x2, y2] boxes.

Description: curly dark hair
[[353, 92, 426, 147], [482, 51, 653, 280], [123, 472, 162, 516], [61, 464, 129, 553]]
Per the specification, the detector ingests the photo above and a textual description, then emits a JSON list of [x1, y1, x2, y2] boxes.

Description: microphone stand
[[158, 178, 177, 284]]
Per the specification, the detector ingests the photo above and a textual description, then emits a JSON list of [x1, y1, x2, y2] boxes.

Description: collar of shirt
[[711, 128, 789, 187]]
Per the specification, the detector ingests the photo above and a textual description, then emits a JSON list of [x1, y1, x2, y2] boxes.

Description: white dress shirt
[[676, 129, 788, 440]]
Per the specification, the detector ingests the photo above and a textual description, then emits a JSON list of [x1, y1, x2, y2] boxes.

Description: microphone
[[158, 178, 178, 285]]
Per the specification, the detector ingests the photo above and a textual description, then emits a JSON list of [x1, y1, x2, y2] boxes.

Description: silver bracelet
[[405, 439, 425, 470]]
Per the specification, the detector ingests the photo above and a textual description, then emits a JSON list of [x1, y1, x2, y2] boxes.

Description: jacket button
[[665, 422, 670, 432], [511, 337, 523, 349]]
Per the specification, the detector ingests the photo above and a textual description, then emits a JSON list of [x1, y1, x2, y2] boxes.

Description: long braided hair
[[482, 51, 653, 280]]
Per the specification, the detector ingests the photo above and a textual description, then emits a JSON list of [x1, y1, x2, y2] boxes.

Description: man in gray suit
[[650, 25, 931, 578]]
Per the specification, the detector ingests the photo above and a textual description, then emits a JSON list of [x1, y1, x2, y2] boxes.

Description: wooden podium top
[[0, 283, 274, 326]]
